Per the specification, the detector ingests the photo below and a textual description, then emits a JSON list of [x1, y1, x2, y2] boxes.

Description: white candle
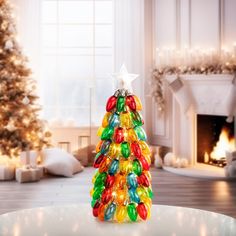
[[20, 151, 28, 165], [195, 47, 200, 65], [165, 48, 170, 67], [188, 49, 194, 66], [20, 150, 39, 166], [169, 48, 175, 66], [209, 48, 216, 64], [176, 50, 181, 67], [158, 52, 163, 68], [202, 50, 207, 65], [30, 151, 38, 166], [156, 48, 161, 68], [204, 152, 209, 163], [233, 42, 236, 57], [221, 47, 229, 63], [183, 46, 188, 65]]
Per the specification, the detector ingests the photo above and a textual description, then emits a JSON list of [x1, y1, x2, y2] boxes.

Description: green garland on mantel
[[151, 62, 236, 112]]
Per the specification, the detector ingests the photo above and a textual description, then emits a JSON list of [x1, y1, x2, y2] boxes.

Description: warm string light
[[152, 44, 236, 111], [0, 155, 21, 166], [155, 44, 236, 68]]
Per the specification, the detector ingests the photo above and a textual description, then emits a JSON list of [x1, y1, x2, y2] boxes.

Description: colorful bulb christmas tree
[[91, 88, 153, 223]]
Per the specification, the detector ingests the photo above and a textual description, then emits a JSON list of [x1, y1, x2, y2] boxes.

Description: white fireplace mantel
[[152, 74, 236, 165], [165, 74, 236, 116]]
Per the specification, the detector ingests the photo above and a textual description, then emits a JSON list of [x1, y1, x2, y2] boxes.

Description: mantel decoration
[[0, 0, 51, 160], [152, 46, 236, 111], [91, 65, 152, 223]]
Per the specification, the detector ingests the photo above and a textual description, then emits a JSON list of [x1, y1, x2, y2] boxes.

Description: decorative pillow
[[42, 148, 84, 177], [73, 145, 96, 167]]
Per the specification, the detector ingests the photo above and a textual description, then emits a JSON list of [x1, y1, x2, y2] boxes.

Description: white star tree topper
[[112, 64, 139, 93]]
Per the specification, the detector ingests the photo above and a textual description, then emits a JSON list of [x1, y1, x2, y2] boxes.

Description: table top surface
[[0, 204, 235, 236]]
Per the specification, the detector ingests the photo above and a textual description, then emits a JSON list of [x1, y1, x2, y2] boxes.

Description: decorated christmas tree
[[0, 0, 50, 158], [91, 66, 153, 222]]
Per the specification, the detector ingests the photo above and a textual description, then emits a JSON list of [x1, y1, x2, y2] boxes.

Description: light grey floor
[[0, 168, 93, 215], [0, 167, 236, 218]]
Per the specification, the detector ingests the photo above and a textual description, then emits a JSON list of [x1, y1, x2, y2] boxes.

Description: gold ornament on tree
[[5, 122, 16, 132], [4, 39, 13, 50], [22, 96, 30, 105]]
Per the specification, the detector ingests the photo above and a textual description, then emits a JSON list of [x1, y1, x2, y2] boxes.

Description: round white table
[[0, 204, 235, 236]]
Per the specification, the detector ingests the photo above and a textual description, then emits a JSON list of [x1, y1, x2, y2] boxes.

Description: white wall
[[191, 0, 219, 48], [152, 0, 236, 146], [114, 0, 145, 99], [224, 0, 236, 48], [155, 0, 177, 48], [154, 0, 236, 50]]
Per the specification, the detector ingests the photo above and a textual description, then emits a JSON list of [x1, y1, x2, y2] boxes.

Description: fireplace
[[197, 115, 235, 167], [158, 74, 236, 168]]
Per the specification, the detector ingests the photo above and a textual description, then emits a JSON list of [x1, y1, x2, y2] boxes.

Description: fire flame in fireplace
[[210, 128, 235, 160]]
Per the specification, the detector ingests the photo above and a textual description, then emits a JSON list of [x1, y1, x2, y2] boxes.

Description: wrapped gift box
[[15, 167, 42, 183], [37, 165, 44, 178], [0, 164, 15, 180]]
